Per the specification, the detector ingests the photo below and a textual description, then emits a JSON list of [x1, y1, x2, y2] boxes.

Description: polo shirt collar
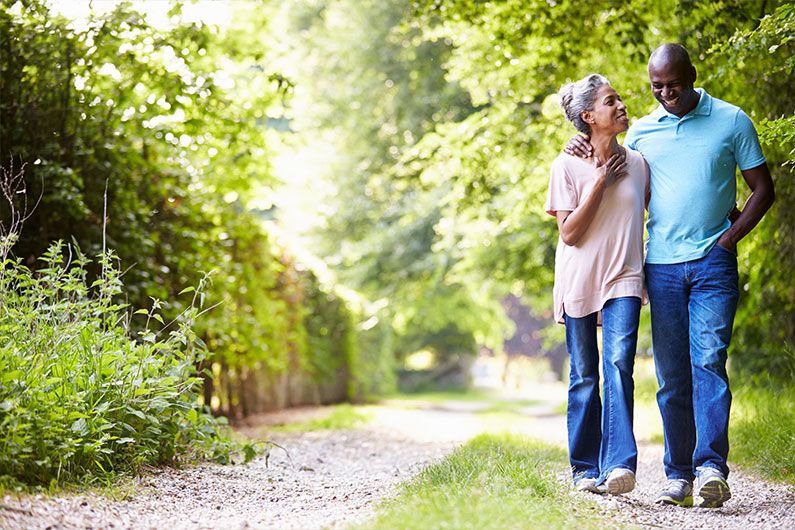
[[652, 88, 712, 121]]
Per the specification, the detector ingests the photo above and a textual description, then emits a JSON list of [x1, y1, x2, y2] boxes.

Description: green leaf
[[70, 418, 88, 434]]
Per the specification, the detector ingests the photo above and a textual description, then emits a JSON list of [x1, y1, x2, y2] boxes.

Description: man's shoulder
[[704, 92, 744, 120], [707, 92, 739, 110]]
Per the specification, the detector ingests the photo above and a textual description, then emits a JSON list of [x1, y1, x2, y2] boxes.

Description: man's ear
[[690, 66, 697, 84]]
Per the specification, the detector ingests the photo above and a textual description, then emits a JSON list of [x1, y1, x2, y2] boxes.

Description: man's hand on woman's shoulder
[[564, 134, 594, 159]]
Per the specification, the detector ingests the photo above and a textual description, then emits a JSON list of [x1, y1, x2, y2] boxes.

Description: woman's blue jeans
[[564, 296, 640, 484], [645, 244, 739, 480]]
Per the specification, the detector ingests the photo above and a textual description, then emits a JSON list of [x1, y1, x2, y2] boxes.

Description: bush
[[0, 241, 235, 488]]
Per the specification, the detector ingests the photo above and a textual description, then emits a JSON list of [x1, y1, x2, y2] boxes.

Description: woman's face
[[584, 85, 628, 136]]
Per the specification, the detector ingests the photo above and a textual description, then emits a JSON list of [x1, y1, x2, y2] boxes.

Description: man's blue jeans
[[645, 244, 739, 480], [564, 296, 640, 484]]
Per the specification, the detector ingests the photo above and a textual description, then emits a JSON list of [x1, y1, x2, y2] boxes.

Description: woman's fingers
[[604, 155, 628, 185]]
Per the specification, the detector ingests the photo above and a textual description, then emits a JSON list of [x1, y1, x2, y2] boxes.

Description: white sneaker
[[575, 477, 601, 493], [603, 468, 635, 495]]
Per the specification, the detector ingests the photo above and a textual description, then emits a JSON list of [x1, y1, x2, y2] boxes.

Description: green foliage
[[0, 241, 236, 488], [267, 0, 509, 363], [0, 0, 284, 312], [357, 433, 629, 530], [400, 0, 795, 375], [1, 0, 386, 423], [705, 2, 795, 379]]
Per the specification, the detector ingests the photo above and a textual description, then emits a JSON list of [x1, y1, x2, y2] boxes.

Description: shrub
[[0, 240, 235, 488]]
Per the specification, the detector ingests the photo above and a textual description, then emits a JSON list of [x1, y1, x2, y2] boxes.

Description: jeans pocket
[[713, 243, 737, 257]]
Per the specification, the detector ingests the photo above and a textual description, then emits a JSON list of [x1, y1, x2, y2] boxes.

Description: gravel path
[[2, 386, 794, 530], [0, 422, 453, 530], [584, 442, 795, 530]]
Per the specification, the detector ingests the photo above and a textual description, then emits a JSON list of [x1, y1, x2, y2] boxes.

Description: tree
[[266, 0, 510, 364]]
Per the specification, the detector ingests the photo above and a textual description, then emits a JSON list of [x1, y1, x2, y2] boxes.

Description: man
[[565, 43, 775, 507]]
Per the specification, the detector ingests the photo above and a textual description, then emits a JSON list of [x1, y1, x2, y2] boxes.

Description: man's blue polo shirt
[[624, 88, 766, 264]]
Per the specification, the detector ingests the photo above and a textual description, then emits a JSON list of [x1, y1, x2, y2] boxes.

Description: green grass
[[386, 387, 495, 403], [730, 382, 795, 484], [267, 404, 371, 432], [632, 359, 664, 444], [473, 399, 542, 414], [387, 388, 541, 410], [354, 433, 634, 530]]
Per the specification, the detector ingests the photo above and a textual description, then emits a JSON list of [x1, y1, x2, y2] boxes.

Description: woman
[[545, 74, 649, 495]]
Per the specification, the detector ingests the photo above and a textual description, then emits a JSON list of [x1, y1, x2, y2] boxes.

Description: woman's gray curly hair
[[559, 74, 611, 136]]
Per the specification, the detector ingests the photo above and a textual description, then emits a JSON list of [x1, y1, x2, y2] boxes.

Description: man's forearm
[[719, 184, 775, 249]]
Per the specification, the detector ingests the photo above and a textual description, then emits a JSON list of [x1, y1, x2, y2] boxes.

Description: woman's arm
[[555, 153, 627, 246]]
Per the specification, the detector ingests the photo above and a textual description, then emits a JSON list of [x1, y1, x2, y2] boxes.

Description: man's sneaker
[[603, 468, 636, 495], [696, 467, 731, 508], [575, 477, 601, 493], [655, 478, 694, 506]]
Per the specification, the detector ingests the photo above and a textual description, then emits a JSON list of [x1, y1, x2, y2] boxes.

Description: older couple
[[545, 44, 775, 506]]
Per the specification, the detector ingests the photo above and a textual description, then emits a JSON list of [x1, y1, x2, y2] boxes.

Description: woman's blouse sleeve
[[545, 157, 578, 216]]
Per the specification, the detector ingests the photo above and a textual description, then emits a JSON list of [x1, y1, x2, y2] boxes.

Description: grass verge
[[385, 387, 495, 403], [267, 404, 372, 432], [354, 433, 633, 530], [730, 382, 795, 484]]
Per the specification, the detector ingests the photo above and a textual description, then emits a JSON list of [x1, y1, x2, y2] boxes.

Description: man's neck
[[672, 89, 701, 118]]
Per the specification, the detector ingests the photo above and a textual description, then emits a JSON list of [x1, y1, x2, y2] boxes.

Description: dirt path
[[2, 384, 794, 529]]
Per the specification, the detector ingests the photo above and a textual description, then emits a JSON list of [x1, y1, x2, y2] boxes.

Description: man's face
[[648, 60, 698, 117]]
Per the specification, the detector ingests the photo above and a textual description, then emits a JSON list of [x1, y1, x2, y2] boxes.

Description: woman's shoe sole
[[605, 471, 635, 495]]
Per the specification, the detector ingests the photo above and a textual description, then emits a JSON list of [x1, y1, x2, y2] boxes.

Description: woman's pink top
[[545, 149, 649, 324]]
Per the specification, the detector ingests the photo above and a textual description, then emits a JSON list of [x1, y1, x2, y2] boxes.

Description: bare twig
[[0, 159, 43, 317], [0, 159, 43, 256], [103, 177, 108, 255], [0, 503, 33, 515]]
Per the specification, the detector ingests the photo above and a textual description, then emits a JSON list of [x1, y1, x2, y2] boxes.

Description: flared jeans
[[564, 296, 640, 484]]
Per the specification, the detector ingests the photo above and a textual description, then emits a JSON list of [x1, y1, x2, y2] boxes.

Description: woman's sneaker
[[575, 477, 601, 493], [603, 468, 635, 495], [655, 479, 694, 506], [695, 467, 731, 508]]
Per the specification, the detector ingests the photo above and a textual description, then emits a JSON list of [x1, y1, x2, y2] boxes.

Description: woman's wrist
[[591, 174, 607, 193]]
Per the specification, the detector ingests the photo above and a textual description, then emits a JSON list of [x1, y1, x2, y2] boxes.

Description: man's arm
[[717, 162, 775, 251]]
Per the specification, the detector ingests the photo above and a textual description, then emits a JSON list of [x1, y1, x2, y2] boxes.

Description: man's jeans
[[645, 244, 739, 480], [564, 296, 640, 484]]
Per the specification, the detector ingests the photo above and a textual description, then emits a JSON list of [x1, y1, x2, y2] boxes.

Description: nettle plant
[[0, 167, 244, 488], [0, 240, 235, 487]]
